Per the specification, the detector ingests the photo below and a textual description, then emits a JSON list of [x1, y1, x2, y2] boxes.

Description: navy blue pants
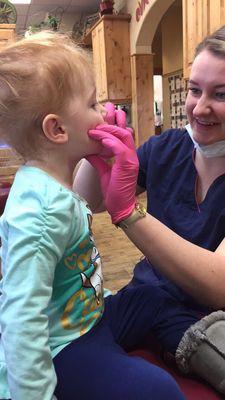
[[53, 284, 199, 399]]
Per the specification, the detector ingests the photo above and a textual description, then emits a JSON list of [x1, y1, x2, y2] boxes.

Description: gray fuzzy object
[[176, 310, 225, 394]]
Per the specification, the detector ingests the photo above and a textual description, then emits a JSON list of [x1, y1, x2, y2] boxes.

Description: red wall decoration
[[136, 0, 150, 22]]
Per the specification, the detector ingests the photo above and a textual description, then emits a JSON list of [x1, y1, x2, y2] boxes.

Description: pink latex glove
[[98, 102, 134, 159], [104, 102, 133, 134], [86, 124, 139, 224]]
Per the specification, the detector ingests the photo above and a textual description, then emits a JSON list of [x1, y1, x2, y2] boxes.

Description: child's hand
[[86, 124, 139, 224]]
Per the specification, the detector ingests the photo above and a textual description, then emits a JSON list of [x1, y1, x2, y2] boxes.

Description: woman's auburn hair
[[195, 25, 225, 58], [0, 30, 95, 159]]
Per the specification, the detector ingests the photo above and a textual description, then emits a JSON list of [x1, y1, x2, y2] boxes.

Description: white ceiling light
[[10, 0, 31, 4]]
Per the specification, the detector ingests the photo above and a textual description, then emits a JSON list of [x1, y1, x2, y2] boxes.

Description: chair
[[130, 336, 222, 399]]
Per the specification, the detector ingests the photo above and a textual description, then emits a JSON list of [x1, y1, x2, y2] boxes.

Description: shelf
[[82, 13, 131, 47]]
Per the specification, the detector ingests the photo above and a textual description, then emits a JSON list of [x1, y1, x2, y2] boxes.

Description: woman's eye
[[215, 92, 225, 100], [188, 87, 201, 95]]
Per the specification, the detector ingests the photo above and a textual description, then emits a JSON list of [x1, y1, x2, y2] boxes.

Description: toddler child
[[0, 31, 184, 400]]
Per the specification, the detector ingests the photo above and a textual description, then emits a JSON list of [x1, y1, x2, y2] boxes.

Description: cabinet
[[183, 0, 225, 78], [0, 24, 15, 49], [91, 14, 132, 103]]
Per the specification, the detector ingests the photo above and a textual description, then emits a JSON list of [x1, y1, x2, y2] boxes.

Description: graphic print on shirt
[[81, 245, 103, 304], [61, 204, 104, 333], [80, 209, 103, 303]]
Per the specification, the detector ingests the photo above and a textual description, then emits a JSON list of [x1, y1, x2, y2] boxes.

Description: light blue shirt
[[0, 166, 105, 399]]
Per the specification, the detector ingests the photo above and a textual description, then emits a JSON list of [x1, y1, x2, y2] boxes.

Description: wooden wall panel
[[183, 0, 225, 78], [91, 15, 131, 103], [104, 19, 131, 102], [131, 54, 154, 146], [92, 24, 108, 102]]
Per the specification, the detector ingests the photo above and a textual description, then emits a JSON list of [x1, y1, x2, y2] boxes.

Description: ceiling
[[14, 0, 100, 33]]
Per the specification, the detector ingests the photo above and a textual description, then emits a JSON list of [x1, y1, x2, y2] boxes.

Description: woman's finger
[[86, 155, 109, 177], [104, 102, 116, 125], [94, 124, 135, 150], [89, 127, 126, 144], [89, 130, 126, 157], [115, 109, 126, 128]]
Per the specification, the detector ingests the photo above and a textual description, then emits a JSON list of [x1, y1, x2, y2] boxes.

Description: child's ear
[[42, 114, 68, 144]]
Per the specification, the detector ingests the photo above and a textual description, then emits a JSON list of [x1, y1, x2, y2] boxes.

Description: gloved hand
[[86, 124, 139, 224], [104, 102, 133, 134]]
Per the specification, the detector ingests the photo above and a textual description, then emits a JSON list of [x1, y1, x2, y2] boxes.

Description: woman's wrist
[[115, 203, 147, 229]]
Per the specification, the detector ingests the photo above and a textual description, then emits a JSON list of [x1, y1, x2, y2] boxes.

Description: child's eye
[[91, 103, 98, 109], [92, 102, 100, 111]]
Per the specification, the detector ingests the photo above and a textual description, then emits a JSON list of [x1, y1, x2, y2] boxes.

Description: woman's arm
[[73, 159, 106, 213], [73, 159, 145, 212], [86, 125, 225, 309], [121, 212, 225, 309]]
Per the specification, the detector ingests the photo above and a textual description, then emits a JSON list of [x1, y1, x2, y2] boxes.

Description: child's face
[[64, 86, 106, 161]]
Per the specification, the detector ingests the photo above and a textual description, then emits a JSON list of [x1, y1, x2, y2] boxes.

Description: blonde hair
[[195, 25, 225, 58], [0, 31, 95, 160]]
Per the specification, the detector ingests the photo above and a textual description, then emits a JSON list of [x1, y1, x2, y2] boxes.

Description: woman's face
[[185, 49, 225, 145]]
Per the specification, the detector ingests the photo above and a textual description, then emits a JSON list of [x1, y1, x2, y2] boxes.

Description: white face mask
[[186, 124, 225, 158]]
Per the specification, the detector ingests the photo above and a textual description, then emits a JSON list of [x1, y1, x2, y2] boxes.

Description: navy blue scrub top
[[133, 129, 225, 310]]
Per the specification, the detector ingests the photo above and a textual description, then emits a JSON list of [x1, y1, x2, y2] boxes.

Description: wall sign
[[136, 0, 150, 22]]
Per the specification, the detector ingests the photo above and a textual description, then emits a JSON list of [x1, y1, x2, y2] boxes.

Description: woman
[[74, 26, 225, 394]]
